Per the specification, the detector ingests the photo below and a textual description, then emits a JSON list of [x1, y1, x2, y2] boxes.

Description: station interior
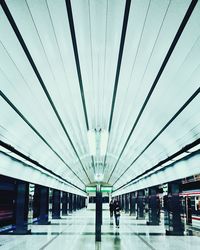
[[0, 0, 200, 249]]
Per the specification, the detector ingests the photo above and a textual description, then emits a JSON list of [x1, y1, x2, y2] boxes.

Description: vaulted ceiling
[[0, 0, 200, 194]]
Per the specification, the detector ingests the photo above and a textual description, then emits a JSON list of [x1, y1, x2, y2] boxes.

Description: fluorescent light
[[87, 130, 96, 155], [171, 152, 189, 162], [100, 130, 109, 156], [94, 173, 104, 182], [187, 144, 200, 153]]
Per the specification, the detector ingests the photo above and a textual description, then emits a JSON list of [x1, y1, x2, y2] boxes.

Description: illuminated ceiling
[[0, 0, 200, 194]]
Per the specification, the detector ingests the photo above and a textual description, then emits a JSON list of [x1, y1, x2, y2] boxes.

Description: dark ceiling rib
[[0, 140, 85, 192], [65, 0, 89, 131], [65, 0, 95, 171], [0, 90, 85, 186], [108, 0, 131, 133], [103, 0, 131, 170], [107, 0, 198, 183], [0, 0, 91, 183], [114, 138, 200, 193], [113, 85, 200, 187]]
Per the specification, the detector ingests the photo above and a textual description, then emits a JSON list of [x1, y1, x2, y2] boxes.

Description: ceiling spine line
[[0, 90, 85, 186], [0, 140, 85, 192], [44, 0, 87, 167], [107, 0, 198, 183], [114, 138, 200, 193], [113, 85, 200, 186], [0, 0, 90, 183], [65, 0, 89, 131], [102, 0, 131, 173], [108, 0, 131, 133], [65, 0, 95, 177]]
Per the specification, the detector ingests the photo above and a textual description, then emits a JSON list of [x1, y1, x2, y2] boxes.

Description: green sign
[[86, 186, 96, 192], [101, 186, 112, 193]]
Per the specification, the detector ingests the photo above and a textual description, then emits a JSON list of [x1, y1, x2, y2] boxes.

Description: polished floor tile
[[0, 209, 199, 250]]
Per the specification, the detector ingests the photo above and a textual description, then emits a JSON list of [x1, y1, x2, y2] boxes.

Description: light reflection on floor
[[0, 209, 199, 250]]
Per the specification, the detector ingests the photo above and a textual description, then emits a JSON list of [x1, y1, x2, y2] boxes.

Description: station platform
[[0, 209, 199, 250]]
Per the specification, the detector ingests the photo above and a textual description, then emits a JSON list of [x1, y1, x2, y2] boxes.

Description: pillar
[[14, 180, 30, 234], [136, 190, 145, 219], [33, 185, 50, 224], [165, 182, 184, 235], [95, 185, 102, 242], [125, 193, 130, 213], [69, 193, 73, 213], [73, 194, 77, 211], [130, 192, 136, 215], [62, 192, 68, 216], [146, 187, 160, 225], [52, 189, 61, 219]]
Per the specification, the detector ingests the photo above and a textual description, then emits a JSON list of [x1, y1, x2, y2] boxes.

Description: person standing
[[109, 199, 114, 218], [113, 199, 121, 228]]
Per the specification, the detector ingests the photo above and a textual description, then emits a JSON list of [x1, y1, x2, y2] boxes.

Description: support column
[[80, 196, 83, 209], [73, 194, 77, 211], [62, 192, 68, 216], [136, 190, 145, 219], [69, 193, 73, 213], [33, 185, 50, 224], [77, 196, 80, 210], [81, 196, 84, 208], [121, 194, 125, 211], [14, 180, 30, 234], [165, 182, 184, 235], [125, 193, 129, 213], [95, 185, 102, 242], [52, 189, 61, 219], [130, 192, 136, 215], [119, 195, 123, 210], [146, 187, 160, 225], [82, 197, 86, 208], [76, 195, 79, 210]]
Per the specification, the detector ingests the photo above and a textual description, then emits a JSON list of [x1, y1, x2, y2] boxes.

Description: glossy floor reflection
[[0, 209, 199, 250]]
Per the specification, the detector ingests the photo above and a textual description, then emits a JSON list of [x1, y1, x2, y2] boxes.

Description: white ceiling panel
[[0, 0, 200, 194]]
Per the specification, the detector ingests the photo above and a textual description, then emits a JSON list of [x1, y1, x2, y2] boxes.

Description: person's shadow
[[114, 231, 121, 248]]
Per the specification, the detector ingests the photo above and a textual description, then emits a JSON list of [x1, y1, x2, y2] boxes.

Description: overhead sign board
[[101, 186, 112, 193], [86, 186, 96, 192]]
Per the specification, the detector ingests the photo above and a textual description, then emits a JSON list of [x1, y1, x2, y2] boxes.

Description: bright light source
[[100, 130, 109, 156], [187, 144, 200, 153], [94, 173, 104, 182], [87, 130, 96, 156], [171, 152, 189, 162]]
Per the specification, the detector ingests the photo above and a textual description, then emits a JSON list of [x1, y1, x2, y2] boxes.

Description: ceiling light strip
[[114, 138, 200, 193], [107, 0, 198, 182], [0, 139, 85, 192], [113, 85, 200, 186], [44, 0, 87, 161], [65, 0, 94, 176], [0, 0, 90, 183], [0, 90, 85, 186], [103, 0, 131, 170]]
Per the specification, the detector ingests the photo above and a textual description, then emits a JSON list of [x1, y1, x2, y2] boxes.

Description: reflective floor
[[0, 209, 199, 250]]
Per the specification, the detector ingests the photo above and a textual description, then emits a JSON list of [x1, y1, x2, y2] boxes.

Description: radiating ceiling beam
[[103, 0, 131, 170], [107, 0, 198, 183], [0, 0, 91, 183], [65, 0, 89, 131], [113, 85, 200, 187], [0, 90, 86, 186], [65, 0, 95, 174], [114, 138, 200, 193], [0, 139, 85, 192]]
